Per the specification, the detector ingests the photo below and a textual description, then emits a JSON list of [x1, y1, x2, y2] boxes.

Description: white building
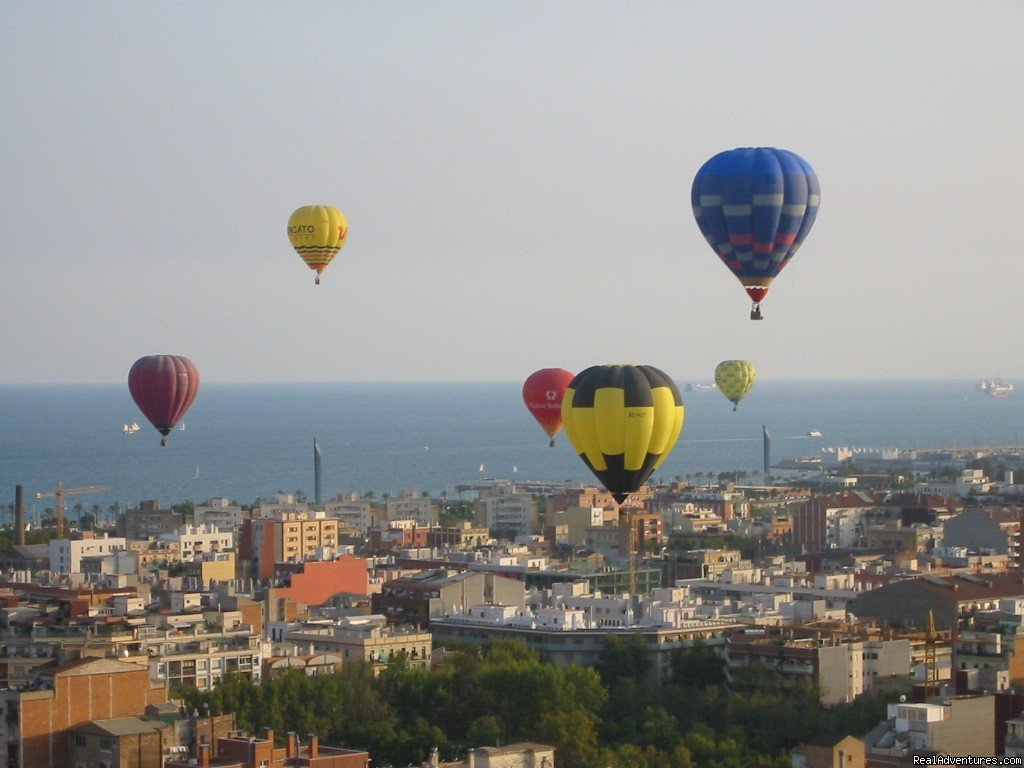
[[474, 488, 537, 537], [49, 535, 127, 573], [193, 497, 246, 530], [158, 524, 233, 561], [324, 495, 375, 532], [386, 490, 437, 526]]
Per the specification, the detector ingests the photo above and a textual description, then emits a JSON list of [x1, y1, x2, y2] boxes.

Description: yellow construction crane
[[36, 481, 110, 539]]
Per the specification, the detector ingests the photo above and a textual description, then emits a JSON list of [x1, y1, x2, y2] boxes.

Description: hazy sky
[[2, 2, 1022, 383]]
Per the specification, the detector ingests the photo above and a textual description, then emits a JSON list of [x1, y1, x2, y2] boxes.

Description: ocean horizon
[[1, 379, 1020, 518]]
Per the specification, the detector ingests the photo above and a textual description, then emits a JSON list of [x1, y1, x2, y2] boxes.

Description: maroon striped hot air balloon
[[128, 355, 200, 446]]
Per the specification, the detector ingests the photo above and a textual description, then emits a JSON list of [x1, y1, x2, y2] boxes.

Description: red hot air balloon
[[128, 356, 200, 446], [522, 368, 575, 447]]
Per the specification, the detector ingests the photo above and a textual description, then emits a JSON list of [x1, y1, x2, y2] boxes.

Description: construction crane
[[36, 481, 110, 539]]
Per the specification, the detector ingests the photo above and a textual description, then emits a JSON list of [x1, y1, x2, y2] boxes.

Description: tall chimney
[[314, 439, 323, 509], [198, 743, 211, 768], [15, 485, 25, 546], [307, 733, 319, 758]]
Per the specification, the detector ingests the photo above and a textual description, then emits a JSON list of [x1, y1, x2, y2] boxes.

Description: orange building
[[241, 515, 342, 579], [0, 658, 167, 768], [274, 557, 370, 605]]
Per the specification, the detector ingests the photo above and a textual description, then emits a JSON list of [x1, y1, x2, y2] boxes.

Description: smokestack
[[314, 439, 323, 509], [15, 485, 25, 546]]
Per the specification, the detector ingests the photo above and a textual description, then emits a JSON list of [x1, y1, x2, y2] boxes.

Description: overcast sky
[[2, 2, 1022, 384]]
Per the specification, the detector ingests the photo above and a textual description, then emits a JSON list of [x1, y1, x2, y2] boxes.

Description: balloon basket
[[750, 304, 763, 321]]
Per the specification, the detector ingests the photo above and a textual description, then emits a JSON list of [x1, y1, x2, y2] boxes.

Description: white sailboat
[[193, 466, 200, 480]]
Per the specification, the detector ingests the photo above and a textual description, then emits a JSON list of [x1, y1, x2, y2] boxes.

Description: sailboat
[[179, 423, 187, 431], [193, 466, 200, 480], [478, 464, 486, 472]]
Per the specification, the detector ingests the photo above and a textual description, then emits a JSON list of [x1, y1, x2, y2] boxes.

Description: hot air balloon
[[715, 360, 756, 411], [287, 205, 348, 284], [692, 147, 820, 320], [561, 364, 684, 503], [523, 368, 575, 447], [128, 355, 200, 446]]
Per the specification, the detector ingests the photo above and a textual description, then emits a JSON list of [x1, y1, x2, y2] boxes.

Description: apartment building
[[158, 524, 234, 561], [192, 497, 246, 531], [49, 534, 128, 573], [242, 513, 341, 579], [474, 492, 538, 537], [725, 630, 912, 705], [863, 696, 995, 758], [374, 569, 525, 626], [387, 490, 438, 526], [284, 615, 431, 672], [324, 494, 376, 532]]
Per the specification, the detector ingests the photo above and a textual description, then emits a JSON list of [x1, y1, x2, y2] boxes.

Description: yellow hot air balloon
[[715, 360, 756, 411], [561, 365, 685, 503], [287, 205, 348, 284]]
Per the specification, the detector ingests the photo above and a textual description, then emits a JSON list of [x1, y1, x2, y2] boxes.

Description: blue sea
[[0, 380, 1021, 516]]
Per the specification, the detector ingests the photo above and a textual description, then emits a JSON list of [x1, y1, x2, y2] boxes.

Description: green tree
[[466, 715, 505, 747], [535, 708, 601, 768], [668, 641, 727, 688]]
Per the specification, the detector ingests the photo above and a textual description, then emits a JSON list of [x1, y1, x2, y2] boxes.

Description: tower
[[762, 425, 771, 481], [14, 485, 25, 546], [313, 439, 323, 509]]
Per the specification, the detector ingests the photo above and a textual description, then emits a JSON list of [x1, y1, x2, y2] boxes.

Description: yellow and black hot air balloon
[[287, 205, 348, 284], [714, 360, 756, 412], [561, 364, 685, 503]]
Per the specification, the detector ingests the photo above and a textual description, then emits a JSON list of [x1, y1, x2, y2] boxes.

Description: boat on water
[[808, 430, 822, 438], [685, 383, 717, 392], [977, 379, 1014, 397], [122, 422, 141, 434], [179, 423, 187, 431]]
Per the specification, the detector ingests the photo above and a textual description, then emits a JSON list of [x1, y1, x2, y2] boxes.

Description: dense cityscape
[[4, 2, 1022, 766], [6, 438, 1024, 766]]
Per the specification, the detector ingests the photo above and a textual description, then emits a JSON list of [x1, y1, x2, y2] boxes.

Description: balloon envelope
[[715, 360, 756, 409], [692, 147, 819, 317], [561, 364, 684, 503], [287, 205, 348, 283], [522, 368, 575, 446], [128, 355, 200, 445]]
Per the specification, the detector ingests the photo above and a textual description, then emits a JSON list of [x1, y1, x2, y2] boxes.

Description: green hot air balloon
[[715, 360, 756, 412]]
